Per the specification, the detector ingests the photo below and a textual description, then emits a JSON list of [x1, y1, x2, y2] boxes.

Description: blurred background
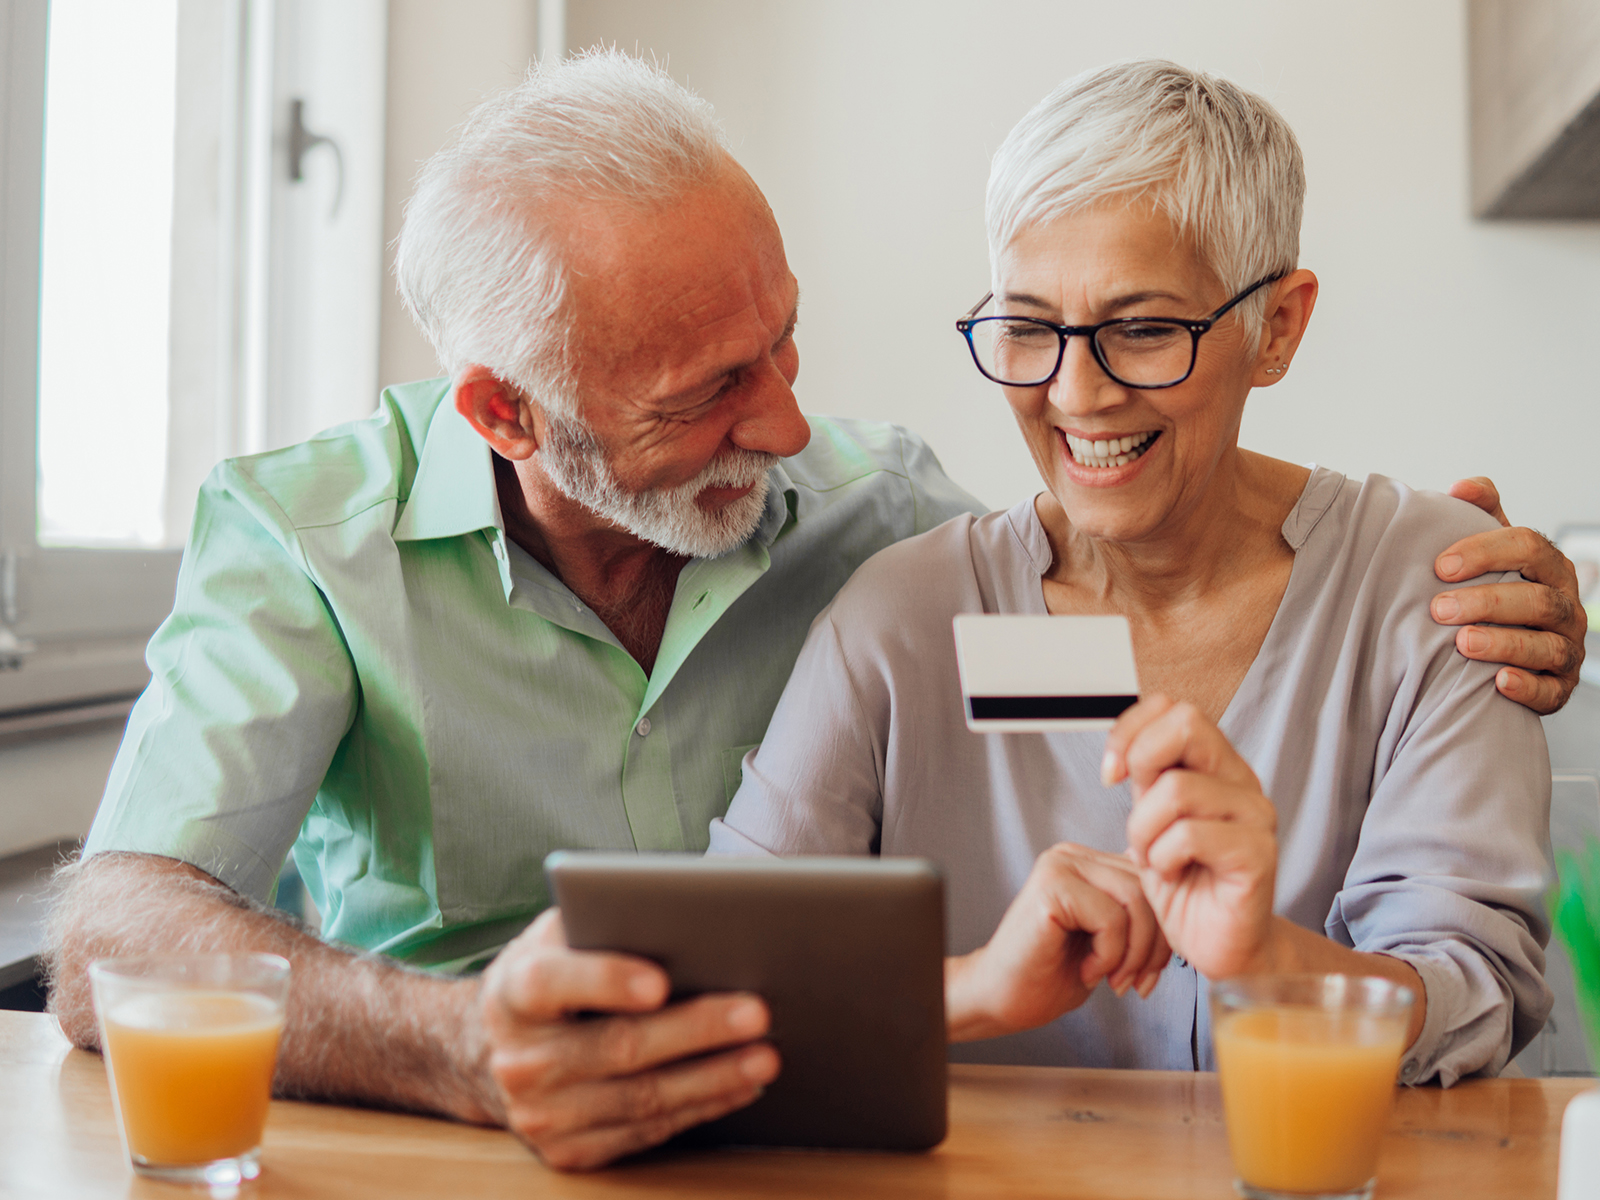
[[1, 0, 1598, 1002]]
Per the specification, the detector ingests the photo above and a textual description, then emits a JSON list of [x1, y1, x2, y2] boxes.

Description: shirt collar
[[392, 392, 504, 543], [391, 382, 803, 549]]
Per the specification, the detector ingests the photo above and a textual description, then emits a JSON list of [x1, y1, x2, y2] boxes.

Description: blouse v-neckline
[[998, 466, 1349, 736]]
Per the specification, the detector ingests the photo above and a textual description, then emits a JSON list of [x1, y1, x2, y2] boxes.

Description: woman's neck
[[1039, 449, 1309, 617], [1036, 449, 1311, 722]]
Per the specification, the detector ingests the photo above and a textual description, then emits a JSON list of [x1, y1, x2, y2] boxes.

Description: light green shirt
[[85, 379, 983, 969]]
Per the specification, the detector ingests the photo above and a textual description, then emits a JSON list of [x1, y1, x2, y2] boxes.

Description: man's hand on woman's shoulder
[[1433, 476, 1586, 715]]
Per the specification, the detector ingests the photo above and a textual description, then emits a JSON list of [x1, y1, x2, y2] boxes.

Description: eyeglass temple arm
[[1207, 272, 1286, 322], [959, 293, 994, 323]]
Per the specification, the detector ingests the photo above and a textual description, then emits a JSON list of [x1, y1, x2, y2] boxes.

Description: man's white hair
[[987, 60, 1304, 327], [394, 49, 731, 414]]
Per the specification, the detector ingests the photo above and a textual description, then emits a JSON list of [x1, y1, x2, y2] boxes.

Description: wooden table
[[0, 1011, 1587, 1199]]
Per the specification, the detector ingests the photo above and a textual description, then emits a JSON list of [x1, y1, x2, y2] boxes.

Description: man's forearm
[[45, 852, 502, 1126]]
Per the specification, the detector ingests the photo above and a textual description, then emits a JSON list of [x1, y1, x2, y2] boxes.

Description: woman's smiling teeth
[[1064, 430, 1158, 468]]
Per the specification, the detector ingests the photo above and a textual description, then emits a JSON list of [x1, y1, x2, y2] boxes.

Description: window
[[0, 0, 386, 722]]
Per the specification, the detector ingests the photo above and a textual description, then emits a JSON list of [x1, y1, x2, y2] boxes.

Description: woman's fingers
[[1101, 694, 1176, 786], [1063, 850, 1169, 994], [1126, 771, 1276, 869], [1031, 847, 1132, 989], [1111, 700, 1260, 795], [1142, 814, 1277, 883]]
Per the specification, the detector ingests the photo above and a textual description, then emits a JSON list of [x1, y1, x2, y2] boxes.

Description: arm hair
[[44, 852, 504, 1125]]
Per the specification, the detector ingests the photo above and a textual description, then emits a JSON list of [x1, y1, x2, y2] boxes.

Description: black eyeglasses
[[955, 273, 1284, 390]]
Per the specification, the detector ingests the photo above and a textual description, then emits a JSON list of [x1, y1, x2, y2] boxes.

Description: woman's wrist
[[944, 950, 1004, 1044], [1235, 916, 1297, 977]]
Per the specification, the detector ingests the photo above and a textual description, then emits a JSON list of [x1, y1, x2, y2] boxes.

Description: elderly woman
[[709, 60, 1552, 1086]]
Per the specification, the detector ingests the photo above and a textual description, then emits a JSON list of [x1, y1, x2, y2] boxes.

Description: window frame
[[0, 0, 387, 724], [0, 1, 183, 720]]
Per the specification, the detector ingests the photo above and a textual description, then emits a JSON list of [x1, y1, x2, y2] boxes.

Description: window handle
[[287, 98, 344, 218]]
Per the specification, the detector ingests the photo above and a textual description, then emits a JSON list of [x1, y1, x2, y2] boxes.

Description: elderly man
[[47, 52, 1586, 1170]]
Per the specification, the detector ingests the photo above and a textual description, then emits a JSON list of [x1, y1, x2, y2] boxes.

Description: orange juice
[[1213, 1005, 1406, 1193], [102, 991, 284, 1165]]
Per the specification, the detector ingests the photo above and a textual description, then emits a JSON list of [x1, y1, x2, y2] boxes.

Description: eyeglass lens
[[969, 319, 1194, 388]]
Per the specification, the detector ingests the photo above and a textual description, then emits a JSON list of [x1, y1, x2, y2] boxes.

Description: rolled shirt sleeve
[[86, 461, 359, 904]]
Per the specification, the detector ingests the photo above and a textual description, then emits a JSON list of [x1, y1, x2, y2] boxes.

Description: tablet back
[[546, 853, 947, 1151]]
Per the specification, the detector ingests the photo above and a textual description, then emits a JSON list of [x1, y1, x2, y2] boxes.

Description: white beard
[[538, 411, 776, 559]]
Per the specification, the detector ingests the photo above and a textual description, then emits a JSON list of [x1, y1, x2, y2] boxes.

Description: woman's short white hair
[[987, 60, 1304, 326], [395, 50, 730, 414]]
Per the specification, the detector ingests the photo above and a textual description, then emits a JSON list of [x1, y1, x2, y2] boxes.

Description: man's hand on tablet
[[478, 910, 779, 1171], [1434, 476, 1586, 715], [944, 842, 1170, 1043]]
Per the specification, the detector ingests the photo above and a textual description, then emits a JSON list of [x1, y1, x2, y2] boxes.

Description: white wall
[[568, 0, 1600, 535], [378, 0, 539, 387], [0, 727, 122, 856]]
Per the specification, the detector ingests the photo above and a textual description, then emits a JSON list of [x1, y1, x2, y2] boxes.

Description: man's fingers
[[1434, 525, 1577, 594], [524, 1050, 775, 1171], [493, 993, 770, 1092], [1494, 666, 1570, 717], [488, 943, 671, 1026], [528, 907, 567, 948], [510, 1041, 779, 1146], [1447, 477, 1507, 527], [538, 1088, 763, 1171], [1432, 578, 1579, 637], [1453, 623, 1580, 676]]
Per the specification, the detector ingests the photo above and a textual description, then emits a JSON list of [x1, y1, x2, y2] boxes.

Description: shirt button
[[635, 718, 652, 737]]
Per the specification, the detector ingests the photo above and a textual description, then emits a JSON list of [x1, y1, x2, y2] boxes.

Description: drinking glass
[[1211, 974, 1414, 1200], [89, 953, 291, 1185]]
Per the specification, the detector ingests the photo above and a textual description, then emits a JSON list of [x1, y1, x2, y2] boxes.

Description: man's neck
[[493, 454, 687, 674]]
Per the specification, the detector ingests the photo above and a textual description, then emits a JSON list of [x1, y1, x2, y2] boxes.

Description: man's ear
[[1252, 269, 1318, 387], [454, 365, 543, 460]]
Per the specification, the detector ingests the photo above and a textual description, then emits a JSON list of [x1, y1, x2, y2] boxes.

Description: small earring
[[1265, 363, 1288, 376]]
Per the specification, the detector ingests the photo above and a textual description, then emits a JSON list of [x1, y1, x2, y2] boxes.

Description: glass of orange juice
[[1211, 974, 1414, 1200], [89, 953, 291, 1185]]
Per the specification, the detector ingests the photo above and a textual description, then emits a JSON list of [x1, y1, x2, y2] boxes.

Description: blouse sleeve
[[709, 609, 886, 857], [1329, 572, 1553, 1087]]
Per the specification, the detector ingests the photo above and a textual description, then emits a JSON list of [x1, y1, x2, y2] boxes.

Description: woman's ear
[[454, 365, 542, 459], [1253, 269, 1319, 387]]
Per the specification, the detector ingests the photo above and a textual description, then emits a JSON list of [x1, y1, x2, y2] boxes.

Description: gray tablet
[[544, 852, 947, 1152]]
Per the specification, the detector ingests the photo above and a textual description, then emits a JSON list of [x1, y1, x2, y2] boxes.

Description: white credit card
[[952, 614, 1140, 732]]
